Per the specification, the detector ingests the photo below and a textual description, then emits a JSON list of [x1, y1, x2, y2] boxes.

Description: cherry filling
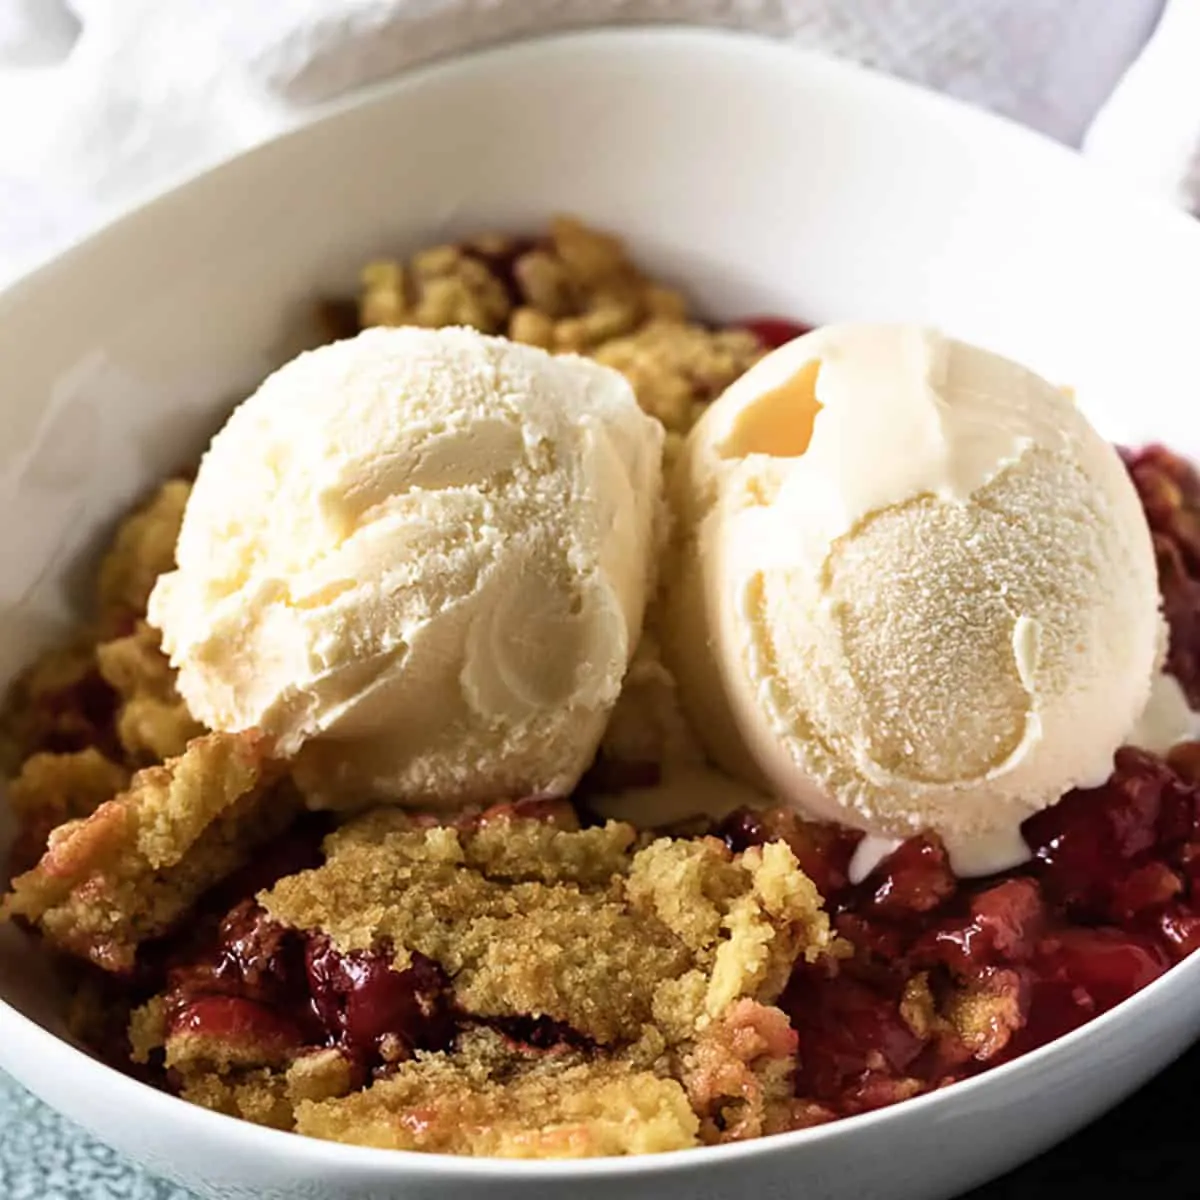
[[740, 317, 813, 350], [153, 810, 452, 1078], [163, 903, 456, 1081], [488, 1015, 592, 1053], [161, 904, 595, 1083], [146, 730, 1200, 1119], [471, 794, 581, 830], [852, 835, 957, 918], [1124, 444, 1200, 704], [725, 734, 1200, 1115], [304, 936, 454, 1066], [105, 440, 1200, 1129], [1024, 748, 1191, 922], [169, 993, 309, 1060], [163, 903, 314, 1051]]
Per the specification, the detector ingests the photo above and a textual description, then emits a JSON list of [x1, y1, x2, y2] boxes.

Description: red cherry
[[783, 968, 924, 1100], [739, 317, 812, 350], [1033, 927, 1169, 1012], [169, 995, 303, 1055], [304, 936, 453, 1063], [911, 878, 1046, 976], [858, 836, 956, 918], [1154, 906, 1200, 960]]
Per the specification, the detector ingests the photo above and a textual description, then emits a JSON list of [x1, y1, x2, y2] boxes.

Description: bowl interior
[[2, 25, 1200, 1186]]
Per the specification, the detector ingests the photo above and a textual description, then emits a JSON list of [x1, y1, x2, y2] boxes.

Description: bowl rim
[[4, 21, 1200, 1180], [4, 21, 1199, 308]]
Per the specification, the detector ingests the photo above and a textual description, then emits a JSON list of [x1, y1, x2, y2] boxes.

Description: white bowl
[[3, 26, 1200, 1200]]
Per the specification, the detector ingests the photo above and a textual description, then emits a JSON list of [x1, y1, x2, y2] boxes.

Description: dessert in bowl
[[3, 27, 1200, 1200]]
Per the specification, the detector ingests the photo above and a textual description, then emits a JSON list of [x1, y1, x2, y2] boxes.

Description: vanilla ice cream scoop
[[149, 326, 663, 808], [666, 324, 1163, 875]]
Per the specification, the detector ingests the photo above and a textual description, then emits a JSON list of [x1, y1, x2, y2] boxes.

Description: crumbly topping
[[357, 216, 763, 449], [1, 484, 200, 873], [296, 1029, 699, 1157], [285, 1048, 358, 1104], [592, 320, 762, 435], [0, 638, 116, 772], [96, 621, 204, 763], [1, 477, 195, 775], [680, 998, 801, 1143], [456, 812, 635, 886], [95, 622, 173, 700], [262, 815, 678, 1045], [262, 809, 834, 1047], [127, 995, 166, 1064], [2, 731, 292, 970], [176, 1068, 295, 1131], [7, 748, 128, 829], [5, 748, 129, 876], [898, 972, 939, 1040], [96, 480, 191, 632], [940, 968, 1026, 1059], [597, 631, 702, 773], [361, 248, 513, 334], [339, 804, 635, 888]]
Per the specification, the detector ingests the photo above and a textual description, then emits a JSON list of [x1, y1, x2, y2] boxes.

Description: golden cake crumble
[[357, 215, 766, 447], [1, 477, 194, 871], [5, 748, 129, 878], [96, 621, 204, 764], [96, 479, 192, 634], [259, 804, 834, 1048], [294, 1029, 699, 1158], [112, 799, 835, 1151], [3, 730, 295, 971]]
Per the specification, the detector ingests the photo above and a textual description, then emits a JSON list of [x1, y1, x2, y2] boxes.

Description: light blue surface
[[0, 1070, 195, 1200]]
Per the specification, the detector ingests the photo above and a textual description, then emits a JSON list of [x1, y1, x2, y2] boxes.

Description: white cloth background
[[0, 0, 1197, 286]]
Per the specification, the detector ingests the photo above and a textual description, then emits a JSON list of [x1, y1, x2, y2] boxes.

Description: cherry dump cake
[[3, 217, 1200, 1158]]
